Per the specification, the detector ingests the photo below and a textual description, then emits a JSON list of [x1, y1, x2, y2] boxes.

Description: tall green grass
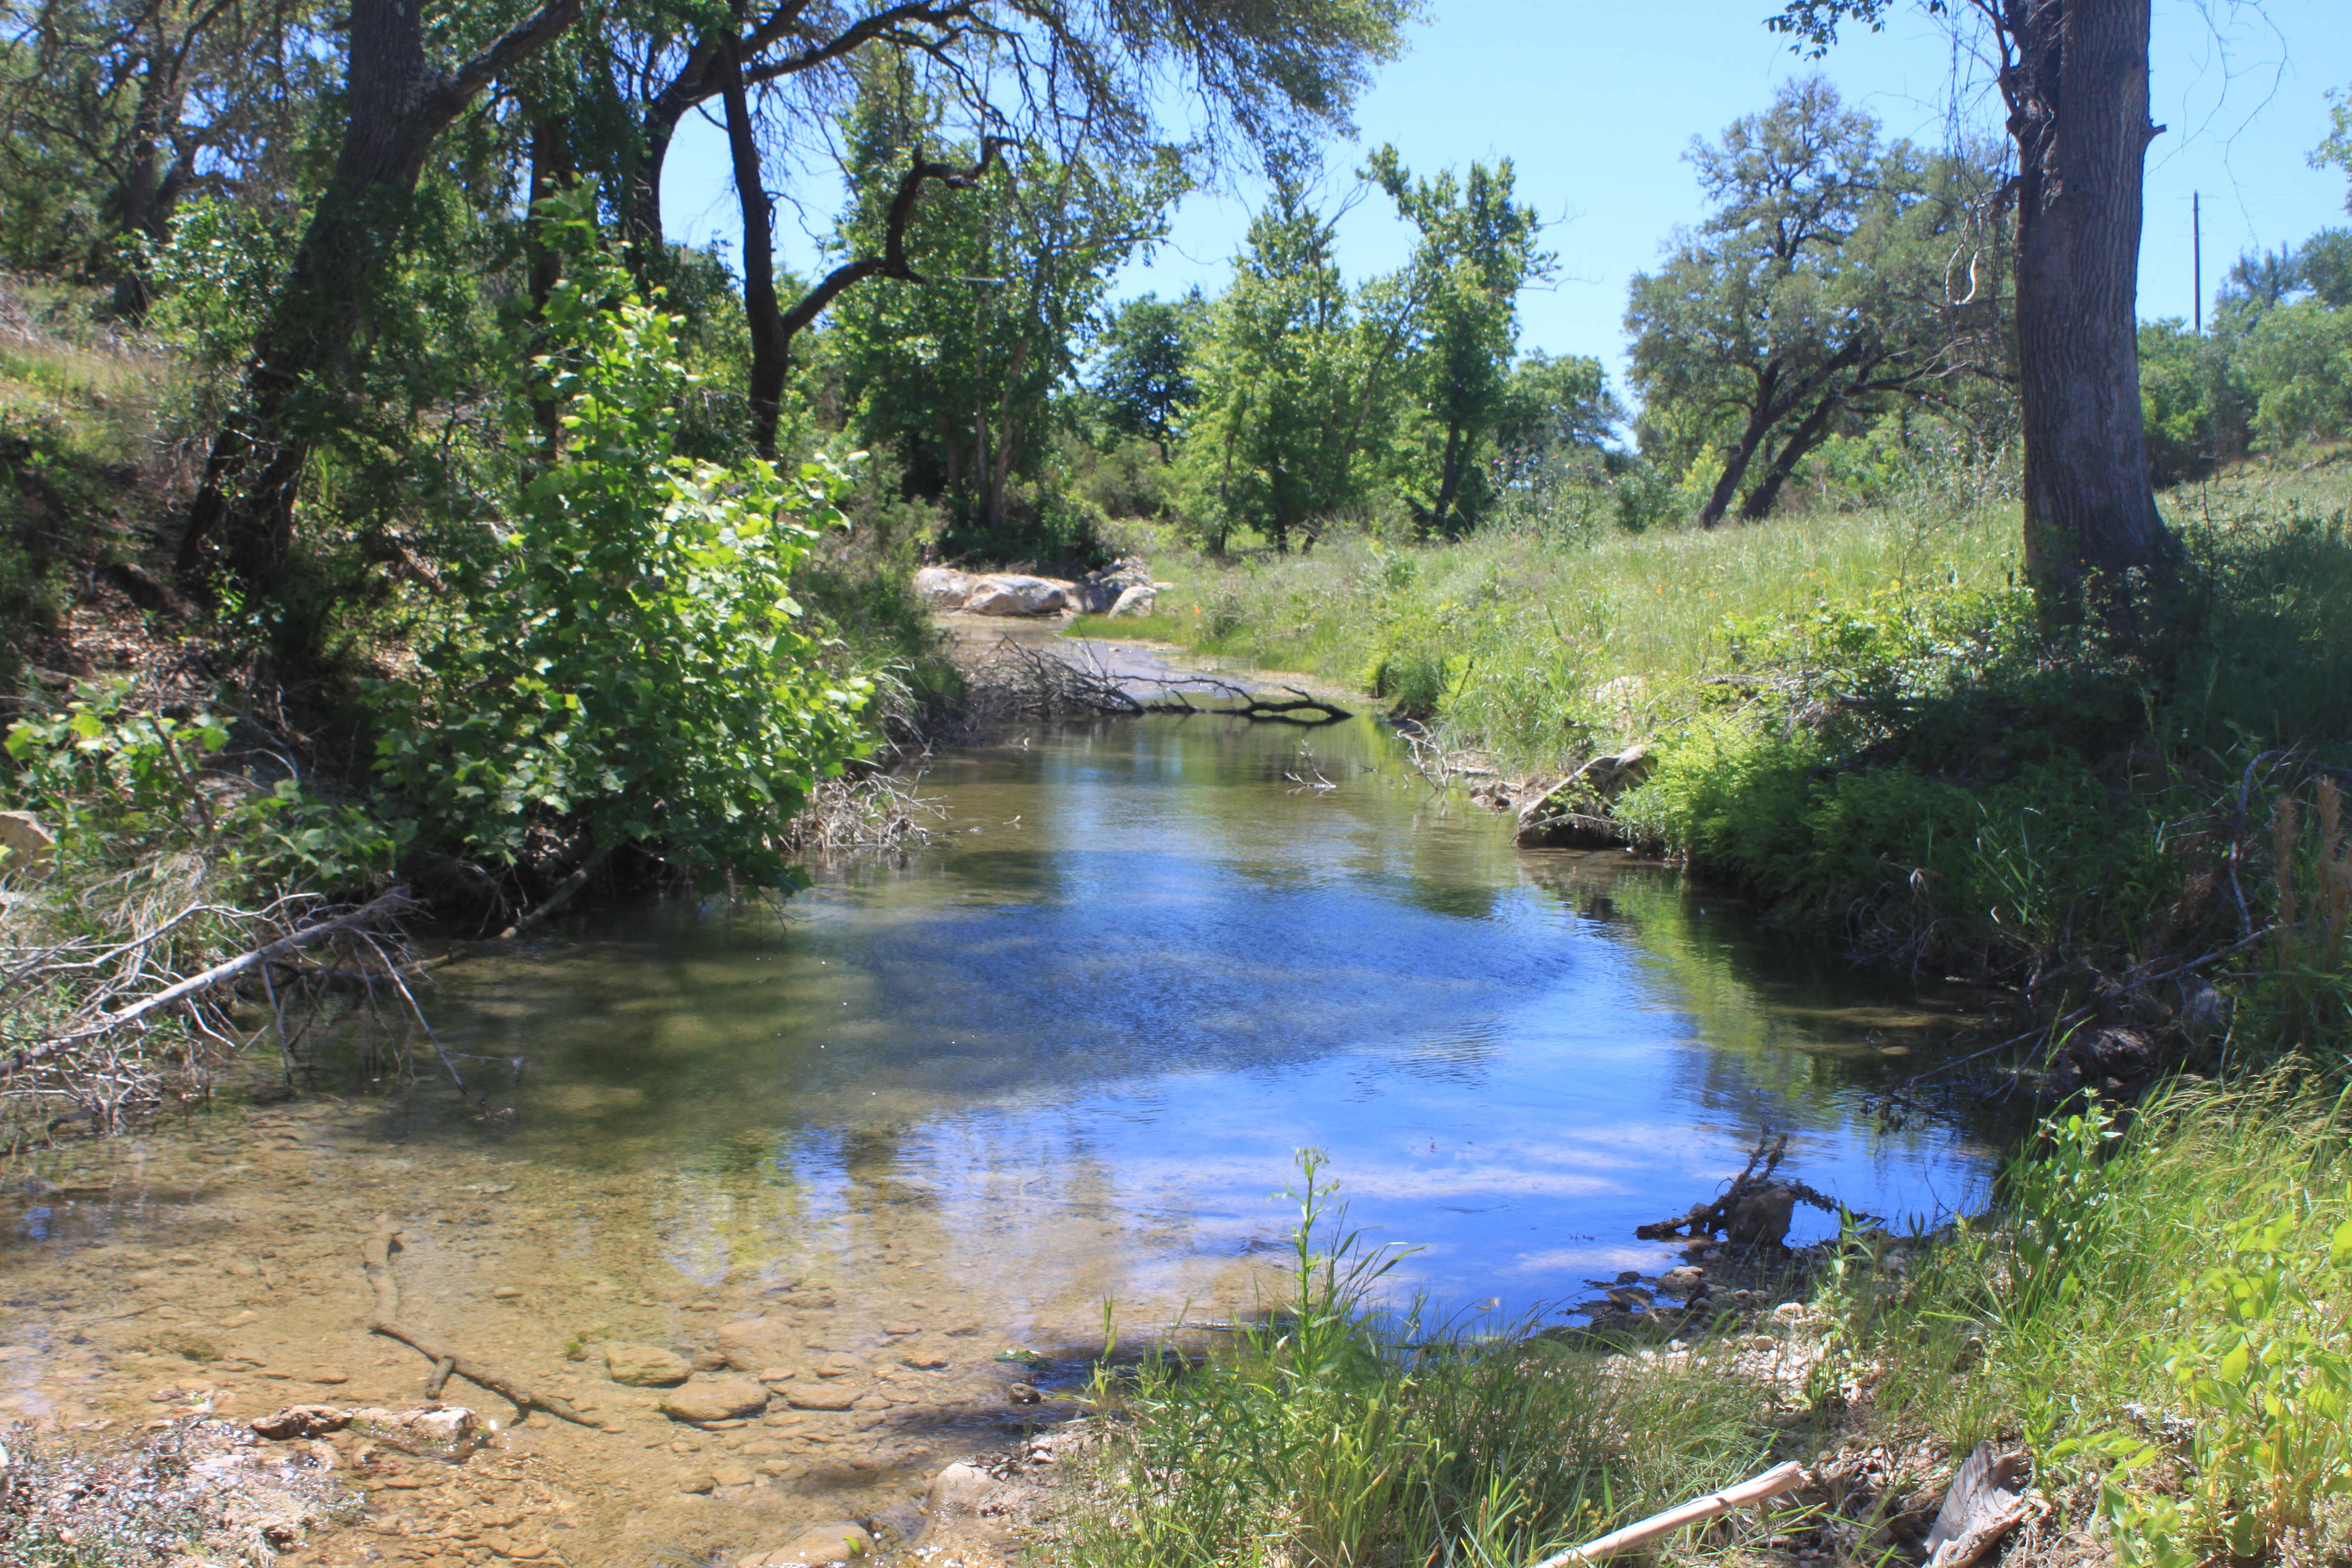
[[1075, 1155, 1784, 1568]]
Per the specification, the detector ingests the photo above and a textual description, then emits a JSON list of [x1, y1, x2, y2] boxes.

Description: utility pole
[[2194, 191, 2203, 337]]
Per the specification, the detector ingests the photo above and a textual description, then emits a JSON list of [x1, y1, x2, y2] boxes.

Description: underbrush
[[1078, 1083, 2352, 1568]]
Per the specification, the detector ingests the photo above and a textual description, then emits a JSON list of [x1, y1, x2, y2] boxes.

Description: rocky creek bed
[[1, 1093, 1134, 1568]]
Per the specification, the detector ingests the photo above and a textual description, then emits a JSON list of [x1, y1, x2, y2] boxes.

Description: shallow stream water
[[2, 700, 1989, 1567]]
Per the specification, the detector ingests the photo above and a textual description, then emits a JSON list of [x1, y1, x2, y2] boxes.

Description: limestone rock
[[963, 575, 1068, 616], [659, 1375, 770, 1423], [740, 1522, 874, 1567], [0, 810, 55, 867], [1107, 584, 1159, 617], [784, 1386, 858, 1412], [913, 567, 976, 608], [1657, 1265, 1707, 1298], [927, 1461, 995, 1518], [604, 1342, 691, 1387]]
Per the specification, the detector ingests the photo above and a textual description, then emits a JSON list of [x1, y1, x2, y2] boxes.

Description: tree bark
[[2003, 0, 2176, 587], [718, 35, 792, 460], [176, 0, 582, 587]]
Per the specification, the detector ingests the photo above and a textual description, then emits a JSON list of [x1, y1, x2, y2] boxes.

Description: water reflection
[[380, 711, 1986, 1323]]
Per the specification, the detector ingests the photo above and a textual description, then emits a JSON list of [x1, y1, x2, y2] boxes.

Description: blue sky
[[660, 0, 2352, 397]]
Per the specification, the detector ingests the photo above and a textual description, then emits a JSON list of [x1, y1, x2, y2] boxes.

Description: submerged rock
[[658, 1375, 770, 1423], [604, 1342, 691, 1387], [740, 1520, 875, 1566]]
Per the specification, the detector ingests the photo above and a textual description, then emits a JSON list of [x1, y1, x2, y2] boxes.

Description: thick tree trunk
[[2005, 0, 2176, 588], [177, 0, 581, 587], [1701, 393, 1780, 527]]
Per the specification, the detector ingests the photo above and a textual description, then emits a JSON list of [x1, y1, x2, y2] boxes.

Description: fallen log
[[5, 887, 415, 1074], [362, 1219, 598, 1428], [1529, 1461, 1807, 1568]]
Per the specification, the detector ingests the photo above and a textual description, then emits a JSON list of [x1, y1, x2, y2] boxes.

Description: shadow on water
[[329, 710, 1991, 1319]]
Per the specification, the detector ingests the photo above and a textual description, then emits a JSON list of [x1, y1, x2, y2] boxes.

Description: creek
[[2, 698, 1989, 1566]]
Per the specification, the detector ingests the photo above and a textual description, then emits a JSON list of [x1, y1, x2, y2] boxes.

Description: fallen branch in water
[[362, 1219, 597, 1428], [1529, 1461, 1807, 1568], [6, 886, 414, 1073]]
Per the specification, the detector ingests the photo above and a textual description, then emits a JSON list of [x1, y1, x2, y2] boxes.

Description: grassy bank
[[1075, 1086, 2352, 1568], [1085, 461, 2352, 1065]]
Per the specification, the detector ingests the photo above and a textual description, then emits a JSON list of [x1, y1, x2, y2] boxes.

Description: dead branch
[[1633, 1129, 1865, 1245], [968, 637, 1352, 723], [1532, 1462, 1808, 1568], [6, 885, 413, 1072], [362, 1219, 596, 1427]]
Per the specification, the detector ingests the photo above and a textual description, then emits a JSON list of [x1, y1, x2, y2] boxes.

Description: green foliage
[[1367, 144, 1554, 538], [1627, 77, 2008, 525], [1090, 291, 1206, 461], [823, 65, 1184, 565], [2238, 299, 2352, 448], [1179, 176, 1367, 555], [3, 680, 404, 894], [2034, 1104, 2352, 1568], [377, 251, 870, 887]]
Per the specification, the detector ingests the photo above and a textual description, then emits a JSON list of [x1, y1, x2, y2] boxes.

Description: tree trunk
[[718, 36, 790, 460], [1431, 422, 1469, 539], [1737, 393, 1841, 521], [2005, 0, 2176, 588], [1701, 392, 1780, 527], [176, 0, 581, 587]]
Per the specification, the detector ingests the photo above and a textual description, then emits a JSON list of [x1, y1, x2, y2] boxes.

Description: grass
[[1073, 1084, 2352, 1568], [1101, 462, 2352, 1056]]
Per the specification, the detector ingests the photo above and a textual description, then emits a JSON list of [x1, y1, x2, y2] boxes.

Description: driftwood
[[1922, 1444, 2031, 1568], [1633, 1130, 1862, 1244], [1529, 1461, 1807, 1568], [362, 1219, 597, 1428], [5, 886, 414, 1075], [977, 637, 1353, 724]]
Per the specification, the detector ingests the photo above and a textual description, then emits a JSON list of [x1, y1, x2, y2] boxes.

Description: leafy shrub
[[4, 681, 405, 895], [376, 254, 869, 889]]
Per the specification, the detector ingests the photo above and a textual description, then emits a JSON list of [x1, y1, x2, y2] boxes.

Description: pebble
[[491, 1286, 523, 1300], [881, 1323, 920, 1336]]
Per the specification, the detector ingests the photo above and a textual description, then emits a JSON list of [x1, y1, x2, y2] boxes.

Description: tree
[[1093, 291, 1206, 463], [0, 0, 333, 308], [823, 68, 1184, 534], [176, 0, 1411, 592], [1181, 177, 1365, 555], [1770, 0, 2180, 590], [1489, 351, 1623, 487], [173, 0, 584, 586], [1627, 78, 2004, 524], [1367, 146, 1552, 538]]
